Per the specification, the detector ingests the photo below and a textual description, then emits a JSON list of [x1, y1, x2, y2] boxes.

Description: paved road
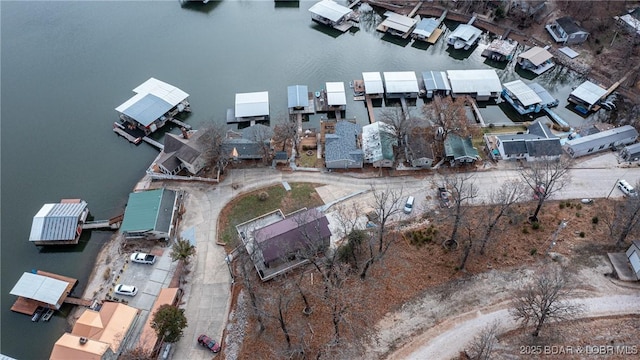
[[168, 152, 640, 359]]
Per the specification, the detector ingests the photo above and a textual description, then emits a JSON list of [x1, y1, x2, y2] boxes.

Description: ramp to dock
[[365, 94, 376, 123], [142, 136, 164, 151], [543, 108, 569, 128]]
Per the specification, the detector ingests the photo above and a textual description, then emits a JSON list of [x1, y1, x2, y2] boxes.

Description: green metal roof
[[120, 189, 166, 233], [444, 134, 479, 160]]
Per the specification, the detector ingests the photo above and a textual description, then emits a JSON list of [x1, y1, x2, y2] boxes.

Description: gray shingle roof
[[555, 16, 587, 34], [325, 121, 363, 167]]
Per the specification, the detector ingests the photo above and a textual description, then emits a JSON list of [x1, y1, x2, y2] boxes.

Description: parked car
[[114, 284, 138, 297], [438, 187, 451, 208], [197, 334, 220, 353], [580, 198, 594, 204], [130, 252, 157, 265], [403, 196, 415, 214], [617, 179, 637, 197]]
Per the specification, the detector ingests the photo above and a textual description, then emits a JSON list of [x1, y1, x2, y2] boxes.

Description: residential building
[[621, 143, 640, 162], [566, 125, 638, 158], [546, 16, 589, 44], [405, 130, 435, 168], [221, 124, 273, 161], [517, 46, 555, 75], [324, 120, 364, 169], [444, 133, 479, 165], [488, 119, 562, 161], [362, 122, 398, 167], [156, 129, 208, 176], [29, 199, 90, 246], [120, 188, 178, 240]]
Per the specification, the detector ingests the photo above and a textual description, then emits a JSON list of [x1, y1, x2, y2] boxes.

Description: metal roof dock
[[29, 199, 89, 246], [229, 91, 270, 124], [447, 24, 482, 50], [517, 46, 555, 75], [447, 69, 502, 101], [481, 38, 518, 61], [377, 11, 419, 38], [383, 71, 419, 98], [568, 81, 608, 112], [422, 71, 451, 99], [362, 72, 384, 96], [10, 270, 78, 316], [287, 85, 315, 115], [309, 0, 355, 32]]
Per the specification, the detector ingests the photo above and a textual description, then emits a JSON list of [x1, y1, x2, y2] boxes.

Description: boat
[[315, 91, 321, 98], [31, 306, 44, 322], [41, 308, 55, 322]]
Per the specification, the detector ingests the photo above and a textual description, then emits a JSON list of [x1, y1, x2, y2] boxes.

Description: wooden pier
[[113, 122, 141, 144], [365, 94, 376, 123], [142, 136, 164, 151], [63, 297, 92, 307], [82, 214, 123, 230]]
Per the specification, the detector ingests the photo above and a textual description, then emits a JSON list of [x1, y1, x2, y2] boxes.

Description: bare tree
[[196, 122, 229, 172], [519, 157, 573, 222], [606, 192, 640, 248], [466, 321, 500, 360], [243, 123, 274, 164], [422, 96, 475, 141], [510, 266, 583, 337], [479, 180, 527, 254], [360, 184, 405, 279], [441, 173, 478, 250], [379, 105, 418, 147], [272, 119, 298, 153]]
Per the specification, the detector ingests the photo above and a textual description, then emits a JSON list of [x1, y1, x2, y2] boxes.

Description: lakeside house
[[481, 38, 518, 61], [546, 16, 589, 45], [308, 0, 355, 33], [517, 46, 555, 75], [228, 91, 270, 125], [405, 129, 435, 168], [615, 8, 640, 37], [120, 188, 178, 241], [566, 125, 638, 158], [377, 11, 418, 37], [362, 121, 398, 168], [444, 134, 479, 166], [422, 70, 451, 99], [154, 129, 208, 176], [115, 78, 190, 136], [486, 119, 562, 161], [221, 124, 273, 161], [383, 71, 419, 99], [568, 80, 607, 113], [29, 199, 90, 246], [324, 120, 364, 169], [501, 80, 558, 115], [447, 24, 482, 50], [447, 69, 502, 101]]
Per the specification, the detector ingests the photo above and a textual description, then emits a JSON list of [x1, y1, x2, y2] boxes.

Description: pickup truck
[[130, 252, 156, 265]]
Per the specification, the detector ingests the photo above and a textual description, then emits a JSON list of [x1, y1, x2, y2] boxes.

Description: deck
[[11, 271, 78, 316], [426, 27, 443, 44], [113, 122, 142, 144]]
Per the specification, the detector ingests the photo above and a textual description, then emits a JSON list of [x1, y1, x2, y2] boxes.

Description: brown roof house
[[252, 208, 331, 271], [50, 302, 139, 360]]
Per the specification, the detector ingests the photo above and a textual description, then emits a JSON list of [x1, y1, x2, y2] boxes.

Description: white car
[[114, 284, 138, 297]]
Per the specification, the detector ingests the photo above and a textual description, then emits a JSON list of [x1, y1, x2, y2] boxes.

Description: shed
[[568, 81, 607, 111], [29, 200, 89, 246], [235, 91, 270, 119], [566, 125, 639, 158], [422, 71, 451, 98], [120, 188, 177, 240], [446, 69, 502, 101], [287, 85, 309, 109], [325, 82, 347, 106], [115, 78, 189, 135], [10, 273, 69, 310], [625, 240, 640, 280], [383, 71, 419, 98], [362, 72, 384, 95], [621, 143, 640, 162]]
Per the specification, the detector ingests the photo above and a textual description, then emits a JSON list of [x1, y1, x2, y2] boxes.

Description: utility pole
[[546, 219, 567, 256]]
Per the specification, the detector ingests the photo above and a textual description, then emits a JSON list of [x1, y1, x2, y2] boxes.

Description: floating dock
[[82, 214, 123, 230], [113, 122, 142, 145], [10, 270, 78, 316]]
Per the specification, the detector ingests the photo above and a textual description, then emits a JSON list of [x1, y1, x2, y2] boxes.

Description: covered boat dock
[[377, 11, 418, 38], [309, 0, 355, 32], [10, 270, 78, 316], [568, 80, 607, 112], [29, 199, 89, 246], [422, 70, 451, 99], [228, 91, 270, 124], [447, 69, 502, 101], [517, 46, 555, 75], [502, 80, 558, 115]]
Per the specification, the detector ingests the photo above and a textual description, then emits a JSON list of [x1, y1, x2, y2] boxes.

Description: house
[[546, 16, 589, 45], [29, 199, 90, 246], [568, 80, 607, 112], [252, 208, 331, 268], [136, 288, 182, 355], [115, 78, 190, 136], [377, 11, 418, 37], [517, 46, 555, 75], [625, 240, 640, 280], [615, 8, 640, 37], [362, 121, 398, 167], [621, 143, 640, 162], [221, 124, 273, 161], [50, 302, 139, 360], [566, 125, 639, 158], [229, 91, 269, 124], [119, 188, 177, 240], [488, 119, 562, 161], [422, 71, 451, 99], [481, 38, 518, 61], [155, 129, 208, 175], [405, 130, 435, 168], [447, 24, 482, 50], [308, 0, 355, 32], [383, 71, 419, 99], [444, 133, 479, 165], [446, 69, 502, 101], [362, 72, 385, 98], [501, 80, 558, 115], [324, 120, 364, 169]]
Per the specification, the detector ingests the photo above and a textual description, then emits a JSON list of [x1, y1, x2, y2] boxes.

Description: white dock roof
[[383, 71, 419, 94], [115, 78, 189, 126], [10, 272, 68, 307], [570, 81, 607, 106], [503, 80, 542, 107], [449, 24, 482, 42], [235, 91, 270, 117], [518, 46, 553, 66], [29, 201, 88, 242], [362, 72, 384, 94], [380, 11, 418, 33], [309, 0, 352, 23], [326, 82, 347, 106], [413, 17, 439, 38], [447, 69, 502, 96]]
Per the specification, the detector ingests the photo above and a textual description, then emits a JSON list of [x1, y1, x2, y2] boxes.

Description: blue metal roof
[[287, 85, 308, 108], [29, 202, 88, 242], [122, 94, 173, 127], [413, 18, 438, 38], [422, 71, 451, 91]]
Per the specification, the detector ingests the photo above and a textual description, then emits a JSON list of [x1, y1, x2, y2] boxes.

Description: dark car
[[197, 334, 220, 353], [438, 187, 451, 208]]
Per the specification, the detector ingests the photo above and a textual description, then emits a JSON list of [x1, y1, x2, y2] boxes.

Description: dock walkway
[[142, 136, 164, 151], [365, 94, 376, 123]]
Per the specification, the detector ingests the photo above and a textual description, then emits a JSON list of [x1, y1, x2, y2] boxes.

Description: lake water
[[0, 1, 592, 358]]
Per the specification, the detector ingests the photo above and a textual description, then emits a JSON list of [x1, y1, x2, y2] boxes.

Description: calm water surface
[[1, 1, 591, 358]]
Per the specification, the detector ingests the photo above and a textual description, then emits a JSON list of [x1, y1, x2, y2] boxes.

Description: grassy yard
[[298, 150, 319, 168], [219, 182, 325, 245]]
